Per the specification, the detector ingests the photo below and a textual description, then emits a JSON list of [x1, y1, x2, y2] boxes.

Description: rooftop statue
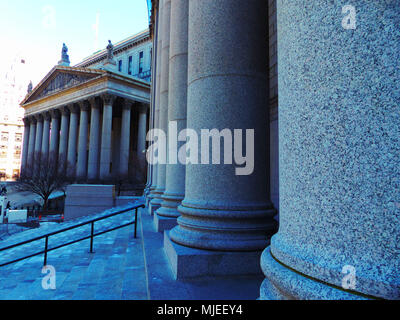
[[27, 81, 33, 94], [59, 43, 70, 66], [106, 40, 114, 61]]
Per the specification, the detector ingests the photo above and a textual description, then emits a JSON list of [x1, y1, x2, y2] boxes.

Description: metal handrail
[[0, 203, 145, 267]]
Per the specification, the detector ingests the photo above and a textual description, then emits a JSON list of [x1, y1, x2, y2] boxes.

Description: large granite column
[[49, 110, 60, 163], [67, 105, 79, 178], [33, 115, 43, 171], [144, 7, 160, 201], [155, 0, 188, 232], [260, 1, 400, 300], [152, 0, 171, 215], [166, 0, 277, 279], [99, 94, 115, 181], [41, 113, 50, 165], [21, 118, 30, 175], [148, 0, 164, 213], [58, 107, 70, 174], [119, 100, 132, 178], [88, 98, 101, 181], [76, 101, 89, 181], [26, 118, 36, 174]]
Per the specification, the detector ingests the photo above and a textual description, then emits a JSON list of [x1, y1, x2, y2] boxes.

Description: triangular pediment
[[21, 66, 106, 105]]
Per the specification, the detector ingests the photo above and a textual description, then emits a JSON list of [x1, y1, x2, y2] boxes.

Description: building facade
[[145, 0, 399, 300], [0, 55, 28, 181], [20, 31, 152, 185]]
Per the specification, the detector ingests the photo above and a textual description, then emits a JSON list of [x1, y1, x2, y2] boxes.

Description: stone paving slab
[[0, 202, 262, 300]]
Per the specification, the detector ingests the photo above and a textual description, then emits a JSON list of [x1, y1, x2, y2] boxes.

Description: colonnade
[[145, 0, 399, 299], [146, 0, 277, 277], [21, 94, 148, 182]]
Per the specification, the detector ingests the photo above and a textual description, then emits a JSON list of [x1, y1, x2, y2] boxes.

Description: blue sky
[[0, 0, 150, 85]]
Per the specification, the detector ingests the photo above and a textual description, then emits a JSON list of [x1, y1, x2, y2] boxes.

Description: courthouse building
[[144, 0, 399, 300], [20, 30, 152, 183]]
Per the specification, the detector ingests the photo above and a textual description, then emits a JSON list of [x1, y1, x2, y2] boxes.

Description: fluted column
[[155, 0, 188, 232], [119, 100, 132, 178], [88, 98, 101, 181], [41, 113, 51, 165], [21, 118, 30, 175], [34, 114, 44, 171], [67, 104, 79, 177], [148, 0, 164, 213], [167, 0, 276, 278], [49, 110, 60, 163], [58, 107, 70, 174], [260, 1, 399, 300], [99, 94, 115, 181], [76, 101, 90, 181], [26, 118, 36, 174], [152, 0, 171, 214]]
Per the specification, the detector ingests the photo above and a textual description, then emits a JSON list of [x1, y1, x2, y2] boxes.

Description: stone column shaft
[[59, 109, 70, 173], [260, 1, 400, 300], [77, 102, 89, 180], [67, 106, 79, 177], [21, 119, 30, 175], [88, 100, 101, 180], [34, 117, 43, 169], [148, 0, 164, 212], [49, 112, 60, 162], [119, 102, 131, 178], [41, 115, 50, 164], [136, 105, 148, 182], [167, 0, 276, 279], [155, 0, 188, 231], [27, 120, 36, 172], [99, 95, 114, 181], [152, 0, 171, 214]]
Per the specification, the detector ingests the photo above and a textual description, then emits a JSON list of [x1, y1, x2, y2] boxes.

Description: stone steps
[[0, 203, 148, 300]]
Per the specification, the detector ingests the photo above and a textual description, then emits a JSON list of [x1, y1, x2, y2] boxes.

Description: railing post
[[44, 236, 48, 266], [90, 222, 95, 253], [134, 208, 138, 239]]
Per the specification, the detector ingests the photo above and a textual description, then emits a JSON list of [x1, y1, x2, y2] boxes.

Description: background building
[[20, 30, 152, 187], [0, 55, 29, 181]]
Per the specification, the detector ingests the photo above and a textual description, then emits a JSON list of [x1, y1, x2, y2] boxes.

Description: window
[[1, 132, 8, 142], [128, 56, 133, 75], [150, 49, 152, 70], [12, 169, 20, 179], [139, 51, 144, 74], [15, 133, 22, 142], [118, 60, 123, 72]]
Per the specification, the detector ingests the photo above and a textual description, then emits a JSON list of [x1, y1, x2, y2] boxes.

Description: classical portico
[[20, 65, 150, 184]]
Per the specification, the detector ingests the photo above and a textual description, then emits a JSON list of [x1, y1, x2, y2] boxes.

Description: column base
[[149, 200, 161, 216], [260, 247, 367, 300], [164, 231, 264, 280], [153, 214, 178, 233]]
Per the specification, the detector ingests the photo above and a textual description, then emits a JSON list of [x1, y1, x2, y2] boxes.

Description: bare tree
[[15, 152, 72, 213]]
